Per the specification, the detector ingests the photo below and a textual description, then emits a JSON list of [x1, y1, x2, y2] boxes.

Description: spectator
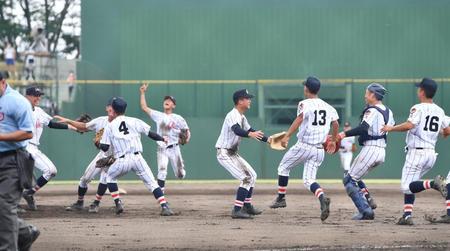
[[4, 42, 17, 79]]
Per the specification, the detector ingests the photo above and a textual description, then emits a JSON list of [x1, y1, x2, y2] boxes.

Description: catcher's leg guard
[[343, 174, 372, 216]]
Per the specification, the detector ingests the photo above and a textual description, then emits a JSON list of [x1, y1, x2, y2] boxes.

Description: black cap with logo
[[233, 89, 254, 104], [25, 86, 44, 97]]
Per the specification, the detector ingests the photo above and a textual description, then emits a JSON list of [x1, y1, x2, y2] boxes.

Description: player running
[[269, 76, 339, 222], [99, 97, 174, 216], [382, 78, 448, 225], [338, 83, 395, 220], [22, 86, 77, 210]]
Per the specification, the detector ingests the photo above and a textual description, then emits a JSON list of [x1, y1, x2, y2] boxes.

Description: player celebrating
[[99, 97, 174, 216], [216, 89, 269, 219], [139, 83, 190, 191], [382, 78, 448, 225], [338, 83, 394, 220], [56, 100, 122, 213], [269, 76, 339, 222], [22, 86, 77, 210]]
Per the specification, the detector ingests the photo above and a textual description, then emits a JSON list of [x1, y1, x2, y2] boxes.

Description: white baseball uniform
[[400, 103, 446, 194], [78, 116, 113, 188], [26, 106, 57, 181], [339, 136, 355, 171], [216, 108, 257, 190], [446, 116, 450, 185], [100, 115, 159, 192], [278, 98, 339, 190], [147, 110, 189, 180], [349, 104, 395, 180]]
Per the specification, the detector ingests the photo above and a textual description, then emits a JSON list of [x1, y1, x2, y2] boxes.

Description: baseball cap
[[233, 89, 254, 104], [303, 76, 321, 94], [415, 77, 437, 96], [111, 97, 127, 114], [25, 86, 44, 97], [164, 95, 176, 105], [367, 83, 386, 100]]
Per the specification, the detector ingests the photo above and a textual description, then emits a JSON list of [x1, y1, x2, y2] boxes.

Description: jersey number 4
[[423, 116, 439, 132], [119, 121, 130, 135], [312, 110, 327, 126]]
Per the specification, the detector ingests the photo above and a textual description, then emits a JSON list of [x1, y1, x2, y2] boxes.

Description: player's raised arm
[[139, 83, 152, 115]]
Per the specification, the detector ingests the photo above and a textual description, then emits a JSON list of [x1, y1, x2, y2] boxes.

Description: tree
[[1, 0, 80, 59]]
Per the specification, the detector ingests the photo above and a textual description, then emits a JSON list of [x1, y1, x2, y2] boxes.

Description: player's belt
[[0, 149, 18, 158], [405, 147, 425, 151], [118, 152, 140, 158], [167, 144, 179, 149]]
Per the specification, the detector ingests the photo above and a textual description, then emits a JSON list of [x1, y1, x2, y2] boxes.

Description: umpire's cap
[[367, 83, 386, 100], [111, 97, 127, 114], [26, 86, 44, 97], [415, 77, 437, 98], [233, 89, 254, 104], [303, 76, 321, 94]]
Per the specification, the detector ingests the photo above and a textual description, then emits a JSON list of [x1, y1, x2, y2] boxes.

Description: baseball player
[[139, 83, 190, 191], [382, 80, 448, 225], [270, 76, 339, 222], [339, 122, 356, 173], [99, 97, 174, 216], [216, 89, 269, 219], [55, 100, 120, 213], [339, 122, 376, 209], [338, 83, 395, 220], [22, 86, 77, 210]]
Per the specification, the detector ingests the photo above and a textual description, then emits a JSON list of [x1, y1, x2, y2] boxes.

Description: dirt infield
[[21, 183, 449, 251]]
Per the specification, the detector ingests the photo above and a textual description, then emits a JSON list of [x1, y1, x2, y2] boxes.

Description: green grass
[[48, 179, 401, 185]]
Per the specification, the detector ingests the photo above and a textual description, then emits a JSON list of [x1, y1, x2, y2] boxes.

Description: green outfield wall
[[43, 0, 450, 180]]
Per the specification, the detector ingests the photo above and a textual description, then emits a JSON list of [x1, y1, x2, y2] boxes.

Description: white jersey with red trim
[[29, 106, 52, 146], [296, 98, 339, 146], [405, 103, 446, 149]]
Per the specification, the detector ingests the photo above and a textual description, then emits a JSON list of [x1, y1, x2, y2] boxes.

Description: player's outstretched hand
[[163, 136, 169, 144], [337, 132, 346, 140], [281, 135, 289, 148], [381, 125, 393, 133], [53, 115, 69, 123], [140, 83, 148, 94], [249, 130, 264, 140]]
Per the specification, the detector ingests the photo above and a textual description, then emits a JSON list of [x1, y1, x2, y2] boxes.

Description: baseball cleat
[[320, 197, 331, 221], [88, 202, 100, 213], [425, 214, 450, 224], [242, 204, 262, 215], [114, 200, 124, 215], [431, 175, 447, 198], [269, 197, 286, 209], [22, 192, 37, 211], [367, 197, 377, 210], [65, 200, 84, 211], [231, 209, 253, 219], [160, 206, 174, 216], [397, 215, 414, 225]]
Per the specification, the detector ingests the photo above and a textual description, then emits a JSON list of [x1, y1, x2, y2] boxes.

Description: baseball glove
[[95, 155, 115, 168], [179, 129, 189, 145], [268, 131, 287, 150], [93, 128, 104, 149], [76, 113, 92, 123], [322, 135, 340, 154]]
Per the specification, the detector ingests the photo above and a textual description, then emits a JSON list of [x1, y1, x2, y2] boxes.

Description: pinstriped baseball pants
[[401, 149, 437, 194], [26, 144, 57, 181], [216, 149, 256, 190], [79, 151, 110, 188]]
